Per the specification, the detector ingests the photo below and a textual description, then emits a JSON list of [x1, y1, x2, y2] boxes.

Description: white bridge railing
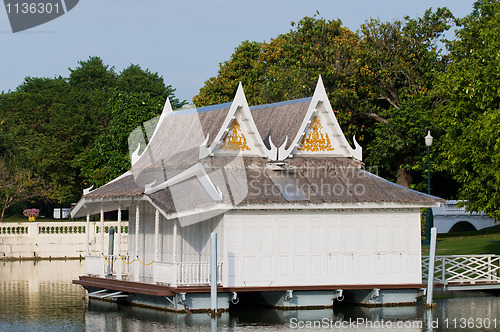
[[423, 255, 500, 285]]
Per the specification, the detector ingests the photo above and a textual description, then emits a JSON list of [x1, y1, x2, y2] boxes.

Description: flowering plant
[[23, 208, 40, 218]]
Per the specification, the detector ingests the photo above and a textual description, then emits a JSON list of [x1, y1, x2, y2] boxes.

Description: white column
[[172, 220, 178, 263], [116, 206, 122, 279], [210, 232, 218, 315], [154, 209, 160, 262], [100, 207, 104, 255], [134, 202, 140, 281], [85, 213, 90, 255], [172, 220, 178, 287]]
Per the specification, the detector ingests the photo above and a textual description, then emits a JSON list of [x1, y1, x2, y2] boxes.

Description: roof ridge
[[250, 97, 313, 111]]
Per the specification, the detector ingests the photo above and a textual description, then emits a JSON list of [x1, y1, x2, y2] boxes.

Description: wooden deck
[[76, 254, 500, 298], [73, 275, 425, 297], [74, 276, 176, 296]]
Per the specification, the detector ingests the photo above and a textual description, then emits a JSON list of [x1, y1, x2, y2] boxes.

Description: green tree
[[78, 92, 166, 187], [77, 64, 187, 187], [118, 64, 185, 109], [438, 0, 500, 218], [356, 8, 455, 189], [0, 77, 87, 204], [68, 56, 118, 135], [0, 153, 46, 222], [0, 56, 186, 212]]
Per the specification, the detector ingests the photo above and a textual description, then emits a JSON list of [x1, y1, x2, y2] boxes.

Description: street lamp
[[424, 131, 434, 245], [425, 131, 433, 195]]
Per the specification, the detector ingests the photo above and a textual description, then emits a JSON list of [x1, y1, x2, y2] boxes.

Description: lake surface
[[1, 260, 500, 331]]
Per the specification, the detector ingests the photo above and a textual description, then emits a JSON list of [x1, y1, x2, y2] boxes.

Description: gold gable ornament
[[220, 119, 251, 151], [297, 116, 334, 152]]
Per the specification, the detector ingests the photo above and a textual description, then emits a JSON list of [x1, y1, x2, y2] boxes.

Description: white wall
[[223, 209, 422, 287], [0, 221, 128, 259]]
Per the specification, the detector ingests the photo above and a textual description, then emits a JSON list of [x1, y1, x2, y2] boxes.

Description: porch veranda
[[84, 254, 223, 287]]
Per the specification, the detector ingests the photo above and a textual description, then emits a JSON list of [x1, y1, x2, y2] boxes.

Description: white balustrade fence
[[86, 256, 223, 286], [153, 261, 223, 286], [423, 255, 500, 285], [0, 221, 128, 259]]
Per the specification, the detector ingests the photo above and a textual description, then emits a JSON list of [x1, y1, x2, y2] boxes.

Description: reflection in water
[[1, 260, 500, 331], [0, 260, 86, 332]]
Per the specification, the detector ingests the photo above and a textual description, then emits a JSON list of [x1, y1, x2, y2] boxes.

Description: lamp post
[[424, 131, 434, 245], [425, 131, 433, 195]]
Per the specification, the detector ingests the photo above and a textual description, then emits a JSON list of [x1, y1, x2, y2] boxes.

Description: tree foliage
[[0, 57, 185, 215], [79, 92, 167, 187], [0, 154, 45, 222], [438, 0, 500, 219]]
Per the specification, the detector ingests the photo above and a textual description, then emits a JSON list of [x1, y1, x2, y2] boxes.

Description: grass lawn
[[422, 225, 500, 256]]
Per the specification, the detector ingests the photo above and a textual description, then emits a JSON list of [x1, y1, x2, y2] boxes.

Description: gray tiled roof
[[79, 97, 441, 216]]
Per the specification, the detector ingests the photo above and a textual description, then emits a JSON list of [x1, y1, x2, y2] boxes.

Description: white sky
[[0, 0, 476, 103]]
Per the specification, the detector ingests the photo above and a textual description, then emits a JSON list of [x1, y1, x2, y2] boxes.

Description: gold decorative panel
[[297, 116, 334, 152], [220, 119, 251, 151]]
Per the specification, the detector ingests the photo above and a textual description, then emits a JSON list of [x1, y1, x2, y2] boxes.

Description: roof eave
[[70, 195, 146, 218]]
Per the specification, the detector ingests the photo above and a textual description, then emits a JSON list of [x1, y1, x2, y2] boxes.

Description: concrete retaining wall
[[0, 221, 129, 259]]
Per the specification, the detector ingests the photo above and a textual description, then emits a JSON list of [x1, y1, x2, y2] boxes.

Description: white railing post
[[154, 209, 160, 262], [441, 257, 446, 285], [134, 203, 140, 281], [100, 208, 104, 255], [488, 256, 492, 282], [85, 213, 90, 255], [172, 221, 178, 287], [210, 232, 218, 316], [116, 206, 122, 280], [426, 227, 437, 307]]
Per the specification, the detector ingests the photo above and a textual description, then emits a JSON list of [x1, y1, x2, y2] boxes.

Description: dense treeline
[[194, 0, 500, 220], [0, 57, 186, 220], [1, 0, 499, 221]]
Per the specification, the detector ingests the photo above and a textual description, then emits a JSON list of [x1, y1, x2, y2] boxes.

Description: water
[[1, 260, 500, 331]]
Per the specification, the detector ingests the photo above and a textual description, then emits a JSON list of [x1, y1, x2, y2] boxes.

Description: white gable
[[277, 76, 362, 161], [203, 83, 273, 159]]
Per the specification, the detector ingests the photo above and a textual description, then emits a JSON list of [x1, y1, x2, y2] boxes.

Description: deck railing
[[423, 255, 500, 285], [154, 261, 223, 287], [84, 254, 132, 278], [85, 255, 222, 286], [85, 255, 105, 277]]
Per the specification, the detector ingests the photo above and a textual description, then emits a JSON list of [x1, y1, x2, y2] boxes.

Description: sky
[[1, 0, 477, 103]]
